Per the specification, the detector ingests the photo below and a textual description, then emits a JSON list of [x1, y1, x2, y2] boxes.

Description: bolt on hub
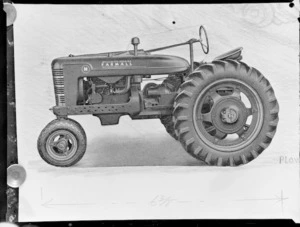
[[221, 107, 239, 124]]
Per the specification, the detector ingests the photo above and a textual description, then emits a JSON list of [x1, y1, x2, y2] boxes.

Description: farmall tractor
[[37, 26, 279, 167]]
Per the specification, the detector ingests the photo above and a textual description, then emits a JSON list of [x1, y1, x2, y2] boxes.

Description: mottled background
[[13, 4, 299, 222]]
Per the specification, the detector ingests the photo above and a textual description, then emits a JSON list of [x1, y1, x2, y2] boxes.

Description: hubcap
[[221, 107, 238, 124], [57, 139, 68, 152], [211, 97, 248, 135], [46, 130, 78, 161]]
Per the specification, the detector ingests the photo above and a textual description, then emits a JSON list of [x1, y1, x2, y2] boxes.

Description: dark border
[[4, 0, 19, 223], [17, 219, 297, 226], [0, 0, 7, 223], [3, 0, 297, 226], [8, 0, 295, 4]]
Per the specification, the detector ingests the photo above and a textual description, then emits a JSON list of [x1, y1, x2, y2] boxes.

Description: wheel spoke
[[56, 147, 65, 153], [215, 130, 226, 139], [236, 128, 244, 137], [198, 112, 212, 123], [62, 134, 70, 140], [62, 150, 69, 156], [231, 88, 241, 99], [206, 125, 215, 133], [209, 90, 222, 103], [49, 141, 57, 147], [246, 108, 253, 116]]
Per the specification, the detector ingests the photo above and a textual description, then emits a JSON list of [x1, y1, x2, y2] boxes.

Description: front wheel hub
[[57, 139, 68, 152]]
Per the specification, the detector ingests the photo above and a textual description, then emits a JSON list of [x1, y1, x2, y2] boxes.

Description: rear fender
[[214, 47, 243, 61]]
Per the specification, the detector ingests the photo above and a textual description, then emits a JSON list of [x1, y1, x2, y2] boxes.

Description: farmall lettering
[[101, 60, 132, 68]]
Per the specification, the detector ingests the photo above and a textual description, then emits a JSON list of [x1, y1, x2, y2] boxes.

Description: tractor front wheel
[[37, 118, 87, 167], [173, 60, 279, 166]]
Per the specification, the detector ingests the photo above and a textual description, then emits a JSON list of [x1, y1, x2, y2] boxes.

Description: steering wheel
[[199, 25, 209, 54]]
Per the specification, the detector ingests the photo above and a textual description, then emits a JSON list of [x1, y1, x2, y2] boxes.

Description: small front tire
[[37, 118, 87, 167]]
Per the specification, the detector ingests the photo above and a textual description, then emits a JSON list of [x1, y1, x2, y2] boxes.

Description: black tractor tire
[[160, 75, 182, 140], [37, 118, 87, 167], [160, 115, 178, 140], [173, 60, 279, 166]]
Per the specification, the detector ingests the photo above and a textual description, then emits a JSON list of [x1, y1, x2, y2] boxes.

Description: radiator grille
[[52, 69, 65, 106]]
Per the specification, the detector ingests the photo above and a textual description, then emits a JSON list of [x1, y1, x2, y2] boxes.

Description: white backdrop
[[14, 4, 299, 222]]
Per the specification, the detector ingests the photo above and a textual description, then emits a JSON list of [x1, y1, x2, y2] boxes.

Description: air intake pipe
[[146, 84, 172, 97], [131, 37, 140, 56]]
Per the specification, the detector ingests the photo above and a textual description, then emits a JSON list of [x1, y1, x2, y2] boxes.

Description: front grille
[[52, 69, 65, 106]]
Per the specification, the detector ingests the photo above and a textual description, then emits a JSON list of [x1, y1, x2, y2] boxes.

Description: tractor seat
[[214, 47, 243, 61]]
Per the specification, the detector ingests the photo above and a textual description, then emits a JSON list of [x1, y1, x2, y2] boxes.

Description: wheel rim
[[193, 78, 264, 152], [46, 130, 78, 161]]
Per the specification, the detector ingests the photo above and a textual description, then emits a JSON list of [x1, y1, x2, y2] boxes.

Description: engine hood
[[52, 51, 190, 76]]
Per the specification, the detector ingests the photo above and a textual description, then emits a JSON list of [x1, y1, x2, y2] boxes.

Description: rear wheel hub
[[212, 98, 248, 134], [221, 107, 238, 124]]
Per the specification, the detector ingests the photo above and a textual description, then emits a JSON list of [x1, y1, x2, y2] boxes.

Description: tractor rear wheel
[[173, 60, 279, 166], [37, 118, 87, 167]]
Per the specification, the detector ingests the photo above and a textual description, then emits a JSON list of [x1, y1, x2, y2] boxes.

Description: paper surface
[[14, 4, 299, 222]]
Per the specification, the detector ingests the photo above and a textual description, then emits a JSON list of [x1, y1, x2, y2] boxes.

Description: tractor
[[37, 25, 279, 167]]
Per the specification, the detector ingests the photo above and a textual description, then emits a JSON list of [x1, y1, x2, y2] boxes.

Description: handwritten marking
[[275, 190, 288, 215], [150, 195, 177, 207], [41, 197, 96, 208], [234, 190, 288, 215], [149, 195, 204, 207]]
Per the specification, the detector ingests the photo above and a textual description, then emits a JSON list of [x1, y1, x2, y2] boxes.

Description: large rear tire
[[37, 118, 87, 167], [173, 60, 279, 166]]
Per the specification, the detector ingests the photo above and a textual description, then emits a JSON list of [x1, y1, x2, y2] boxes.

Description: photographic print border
[[2, 0, 298, 226]]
